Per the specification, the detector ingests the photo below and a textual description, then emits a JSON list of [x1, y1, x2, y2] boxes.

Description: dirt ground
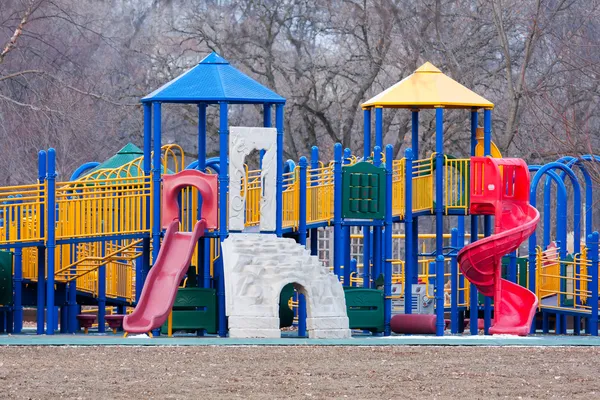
[[0, 346, 598, 399]]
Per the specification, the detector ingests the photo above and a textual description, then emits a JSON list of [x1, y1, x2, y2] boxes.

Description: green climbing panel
[[0, 251, 13, 305], [342, 162, 386, 220], [161, 287, 217, 334], [343, 287, 385, 333]]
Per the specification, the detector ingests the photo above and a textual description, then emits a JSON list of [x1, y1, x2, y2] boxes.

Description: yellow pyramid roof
[[362, 62, 493, 109]]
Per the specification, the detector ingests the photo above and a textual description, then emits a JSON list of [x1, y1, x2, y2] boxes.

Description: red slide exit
[[124, 170, 218, 334], [458, 157, 539, 336]]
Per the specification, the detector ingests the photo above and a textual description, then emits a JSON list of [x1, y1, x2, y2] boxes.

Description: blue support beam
[[36, 152, 46, 335], [217, 102, 229, 337], [46, 148, 57, 335], [589, 232, 599, 336], [97, 242, 106, 333], [261, 104, 272, 168], [404, 148, 414, 314], [151, 102, 162, 263], [450, 228, 459, 333], [483, 108, 492, 334], [363, 108, 372, 157], [436, 255, 445, 336], [434, 108, 444, 325], [298, 156, 308, 337], [411, 111, 419, 285], [13, 204, 22, 333], [275, 104, 284, 237], [333, 144, 343, 278], [372, 147, 382, 286], [384, 145, 393, 335], [375, 108, 383, 151], [469, 110, 479, 335], [197, 103, 207, 288]]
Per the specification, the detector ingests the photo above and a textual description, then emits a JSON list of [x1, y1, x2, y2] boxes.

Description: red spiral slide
[[457, 157, 539, 336], [124, 170, 218, 334]]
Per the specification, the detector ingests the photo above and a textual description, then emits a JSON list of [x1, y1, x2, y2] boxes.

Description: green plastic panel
[[342, 162, 386, 220], [343, 287, 384, 333], [0, 251, 13, 305], [161, 287, 217, 334], [279, 283, 295, 328]]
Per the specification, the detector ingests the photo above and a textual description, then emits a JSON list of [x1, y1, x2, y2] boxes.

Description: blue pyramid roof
[[142, 52, 285, 104]]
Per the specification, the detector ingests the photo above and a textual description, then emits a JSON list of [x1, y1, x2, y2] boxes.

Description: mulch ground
[[0, 346, 598, 399]]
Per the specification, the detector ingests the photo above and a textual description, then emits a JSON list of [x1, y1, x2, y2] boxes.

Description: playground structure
[[0, 53, 599, 337]]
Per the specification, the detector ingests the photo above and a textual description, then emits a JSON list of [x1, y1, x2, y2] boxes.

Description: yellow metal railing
[[412, 156, 434, 212], [536, 246, 591, 313], [243, 167, 262, 228], [306, 165, 334, 224], [55, 176, 151, 240], [0, 182, 45, 245], [389, 257, 470, 308], [282, 169, 299, 229], [392, 159, 405, 218], [444, 156, 470, 214]]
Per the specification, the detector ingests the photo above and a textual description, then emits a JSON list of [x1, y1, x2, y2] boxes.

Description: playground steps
[[222, 233, 350, 339]]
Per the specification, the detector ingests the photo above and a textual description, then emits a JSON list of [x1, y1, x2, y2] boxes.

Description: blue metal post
[[151, 102, 162, 262], [343, 148, 352, 286], [411, 111, 419, 285], [457, 216, 466, 333], [350, 259, 358, 286], [217, 102, 229, 337], [36, 151, 46, 335], [310, 147, 319, 264], [435, 255, 445, 336], [68, 246, 77, 333], [203, 240, 211, 289], [139, 102, 152, 297], [46, 148, 57, 335], [298, 156, 308, 337], [483, 108, 492, 334], [333, 143, 343, 278], [450, 228, 459, 333], [372, 147, 382, 285], [198, 104, 207, 170], [275, 104, 284, 236], [362, 226, 371, 288], [470, 110, 479, 335], [363, 109, 372, 287], [384, 145, 393, 335], [375, 107, 383, 152], [261, 104, 272, 168], [97, 241, 106, 333], [197, 103, 207, 287], [404, 148, 414, 314], [434, 107, 444, 325], [363, 108, 372, 157], [590, 232, 599, 336], [508, 251, 517, 283], [13, 203, 22, 333]]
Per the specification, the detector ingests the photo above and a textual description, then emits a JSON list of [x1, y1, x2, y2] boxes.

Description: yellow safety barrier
[[306, 165, 334, 224], [444, 156, 470, 214], [0, 182, 45, 245], [536, 246, 592, 314], [282, 169, 299, 229], [55, 176, 151, 240], [392, 159, 405, 218], [412, 156, 434, 212]]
